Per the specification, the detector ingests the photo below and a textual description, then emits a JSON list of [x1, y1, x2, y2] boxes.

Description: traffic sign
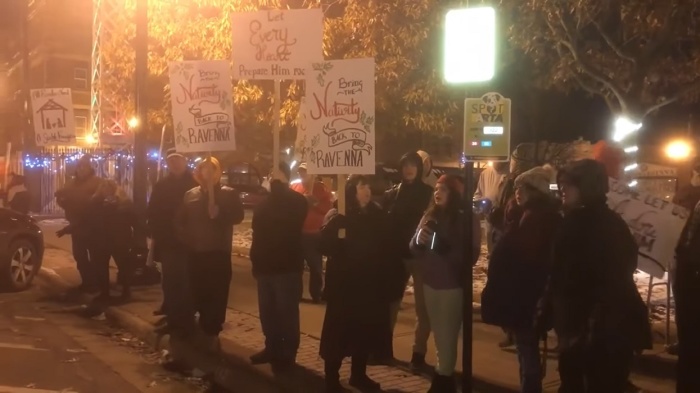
[[463, 92, 511, 162]]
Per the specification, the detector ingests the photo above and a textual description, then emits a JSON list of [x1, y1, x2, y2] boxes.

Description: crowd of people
[[52, 147, 700, 393]]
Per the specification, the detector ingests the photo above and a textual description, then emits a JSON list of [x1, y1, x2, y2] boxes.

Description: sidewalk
[[36, 219, 676, 393]]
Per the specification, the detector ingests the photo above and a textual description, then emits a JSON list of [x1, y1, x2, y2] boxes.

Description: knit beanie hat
[[436, 174, 464, 196], [514, 165, 556, 196], [557, 159, 609, 204]]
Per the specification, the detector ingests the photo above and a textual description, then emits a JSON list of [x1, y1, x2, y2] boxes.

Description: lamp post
[[133, 0, 148, 217], [443, 6, 496, 392]]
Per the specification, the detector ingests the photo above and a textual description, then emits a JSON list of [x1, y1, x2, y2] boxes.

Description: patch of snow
[[233, 229, 252, 250]]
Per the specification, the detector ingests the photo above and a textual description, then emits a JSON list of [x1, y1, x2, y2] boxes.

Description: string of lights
[[23, 150, 197, 170]]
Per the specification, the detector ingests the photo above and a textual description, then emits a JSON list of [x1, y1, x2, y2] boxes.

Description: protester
[[6, 173, 30, 215], [175, 157, 244, 352], [417, 150, 438, 187], [290, 162, 333, 303], [55, 155, 102, 293], [249, 164, 308, 368], [411, 174, 480, 393], [481, 166, 561, 393], [319, 175, 393, 393], [673, 158, 700, 211], [147, 148, 197, 335], [384, 151, 434, 368], [550, 159, 651, 392], [487, 160, 526, 349], [88, 179, 140, 303], [674, 198, 700, 393], [473, 162, 508, 256]]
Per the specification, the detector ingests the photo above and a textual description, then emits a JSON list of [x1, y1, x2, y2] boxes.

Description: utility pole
[[133, 0, 148, 217]]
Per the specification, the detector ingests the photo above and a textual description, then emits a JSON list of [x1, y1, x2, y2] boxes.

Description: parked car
[[0, 209, 44, 292], [222, 162, 269, 208]]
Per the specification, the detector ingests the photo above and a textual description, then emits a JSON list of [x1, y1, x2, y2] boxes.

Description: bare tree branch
[[639, 5, 679, 62], [643, 77, 700, 117], [591, 19, 636, 63], [546, 12, 628, 112]]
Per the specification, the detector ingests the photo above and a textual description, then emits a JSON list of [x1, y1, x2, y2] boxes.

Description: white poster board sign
[[169, 60, 236, 153], [304, 58, 375, 175], [30, 88, 77, 146], [608, 178, 689, 278], [231, 9, 324, 80], [293, 97, 312, 162]]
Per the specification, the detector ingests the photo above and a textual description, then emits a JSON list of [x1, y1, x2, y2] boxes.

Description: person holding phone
[[410, 174, 481, 393]]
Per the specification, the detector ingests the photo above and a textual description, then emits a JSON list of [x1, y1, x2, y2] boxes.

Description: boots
[[348, 355, 380, 391], [427, 374, 456, 393], [410, 352, 427, 373], [324, 359, 343, 393]]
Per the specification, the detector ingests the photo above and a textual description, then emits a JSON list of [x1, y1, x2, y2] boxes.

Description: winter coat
[[55, 174, 102, 235], [147, 172, 197, 254], [318, 203, 393, 360], [175, 184, 244, 253], [548, 200, 652, 352], [673, 185, 700, 211], [290, 181, 333, 234], [481, 198, 562, 330], [87, 196, 140, 251], [250, 182, 308, 277], [410, 210, 481, 290]]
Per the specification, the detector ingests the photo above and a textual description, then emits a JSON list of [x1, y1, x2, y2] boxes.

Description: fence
[[35, 147, 135, 215]]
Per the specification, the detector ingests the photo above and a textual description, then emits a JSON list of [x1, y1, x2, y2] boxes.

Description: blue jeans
[[301, 233, 323, 300], [257, 273, 303, 362], [514, 328, 543, 393], [160, 246, 195, 335]]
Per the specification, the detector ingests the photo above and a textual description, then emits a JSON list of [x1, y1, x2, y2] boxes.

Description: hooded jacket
[[250, 180, 308, 276], [175, 158, 245, 253], [147, 170, 197, 251], [549, 159, 651, 351], [384, 151, 434, 259], [55, 156, 102, 234]]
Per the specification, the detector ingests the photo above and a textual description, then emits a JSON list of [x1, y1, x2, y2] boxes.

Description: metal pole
[[273, 80, 281, 178], [133, 0, 148, 216], [21, 0, 33, 150], [462, 159, 474, 392]]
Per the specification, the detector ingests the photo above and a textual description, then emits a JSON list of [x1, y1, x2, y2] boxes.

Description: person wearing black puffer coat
[[549, 159, 651, 393], [383, 151, 434, 368]]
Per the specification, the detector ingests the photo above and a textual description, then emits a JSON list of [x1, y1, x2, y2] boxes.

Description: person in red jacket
[[291, 162, 333, 303]]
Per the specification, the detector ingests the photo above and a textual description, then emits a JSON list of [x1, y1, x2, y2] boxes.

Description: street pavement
[[36, 219, 677, 393], [0, 283, 213, 393]]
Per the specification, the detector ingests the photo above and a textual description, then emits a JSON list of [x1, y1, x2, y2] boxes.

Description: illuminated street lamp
[[443, 6, 496, 392], [665, 139, 693, 161], [127, 116, 140, 129]]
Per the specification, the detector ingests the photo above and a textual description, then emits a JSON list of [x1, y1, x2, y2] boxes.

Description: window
[[74, 68, 88, 89], [75, 116, 87, 134]]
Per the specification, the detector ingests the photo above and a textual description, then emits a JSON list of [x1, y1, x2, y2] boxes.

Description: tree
[[500, 0, 700, 122], [100, 0, 467, 159]]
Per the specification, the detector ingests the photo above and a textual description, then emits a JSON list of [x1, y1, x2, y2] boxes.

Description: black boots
[[410, 352, 427, 372], [427, 374, 456, 393], [349, 354, 380, 391]]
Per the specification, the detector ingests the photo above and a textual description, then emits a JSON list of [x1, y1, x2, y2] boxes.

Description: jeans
[[514, 328, 542, 393], [389, 259, 431, 357], [92, 245, 134, 297], [558, 339, 632, 393], [71, 233, 95, 288], [423, 284, 463, 376], [257, 273, 302, 362], [301, 233, 323, 300], [161, 246, 195, 335], [188, 251, 232, 336]]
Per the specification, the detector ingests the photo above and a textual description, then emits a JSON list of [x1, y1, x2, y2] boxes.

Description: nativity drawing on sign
[[36, 99, 68, 130]]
